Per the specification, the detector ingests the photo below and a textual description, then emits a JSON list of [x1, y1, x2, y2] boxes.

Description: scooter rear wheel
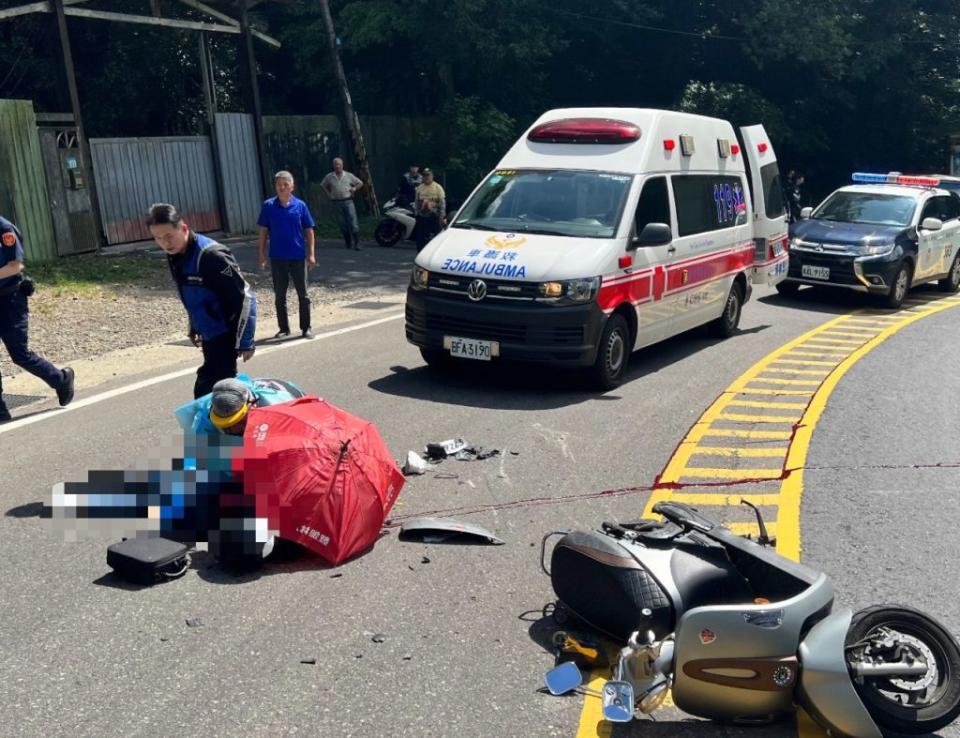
[[846, 605, 960, 735], [375, 219, 404, 247]]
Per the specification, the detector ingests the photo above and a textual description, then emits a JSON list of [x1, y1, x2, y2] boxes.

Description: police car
[[779, 173, 960, 308]]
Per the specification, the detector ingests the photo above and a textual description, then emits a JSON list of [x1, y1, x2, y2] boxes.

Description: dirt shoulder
[[3, 238, 412, 410]]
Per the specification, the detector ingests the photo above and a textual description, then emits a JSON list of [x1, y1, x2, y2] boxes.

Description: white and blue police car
[[779, 173, 960, 308]]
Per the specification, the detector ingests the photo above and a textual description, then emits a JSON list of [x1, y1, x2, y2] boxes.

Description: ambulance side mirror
[[800, 207, 813, 220], [921, 217, 943, 232], [631, 223, 672, 249]]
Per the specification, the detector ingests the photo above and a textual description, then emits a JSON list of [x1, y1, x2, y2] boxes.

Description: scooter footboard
[[671, 573, 833, 721], [797, 609, 881, 738]]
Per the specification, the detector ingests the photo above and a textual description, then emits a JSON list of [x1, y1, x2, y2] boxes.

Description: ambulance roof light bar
[[852, 172, 940, 187], [528, 118, 642, 144]]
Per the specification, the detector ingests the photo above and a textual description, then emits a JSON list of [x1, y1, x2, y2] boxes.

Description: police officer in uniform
[[146, 203, 257, 399], [0, 215, 75, 422]]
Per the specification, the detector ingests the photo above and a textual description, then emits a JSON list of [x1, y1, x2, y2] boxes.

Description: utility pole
[[199, 32, 229, 233], [317, 0, 379, 217], [238, 0, 270, 197], [53, 0, 104, 251]]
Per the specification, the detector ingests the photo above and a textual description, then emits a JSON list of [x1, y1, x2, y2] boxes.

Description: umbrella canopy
[[239, 397, 404, 565]]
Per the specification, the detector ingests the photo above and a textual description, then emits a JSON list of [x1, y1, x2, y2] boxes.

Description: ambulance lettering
[[441, 258, 527, 279]]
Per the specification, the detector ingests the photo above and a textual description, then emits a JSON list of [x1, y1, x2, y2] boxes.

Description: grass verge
[[28, 253, 168, 298]]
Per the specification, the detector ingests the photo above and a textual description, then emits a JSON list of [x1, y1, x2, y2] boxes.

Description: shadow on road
[[368, 323, 771, 410], [761, 281, 948, 315], [5, 501, 44, 518]]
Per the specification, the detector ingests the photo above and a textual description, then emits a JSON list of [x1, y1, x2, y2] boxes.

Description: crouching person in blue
[[147, 203, 257, 399], [174, 375, 306, 435]]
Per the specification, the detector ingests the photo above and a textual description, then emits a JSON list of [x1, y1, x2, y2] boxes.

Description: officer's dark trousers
[[0, 290, 64, 410], [271, 258, 310, 333], [194, 333, 237, 400]]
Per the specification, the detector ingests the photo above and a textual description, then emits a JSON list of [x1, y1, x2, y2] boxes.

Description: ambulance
[[405, 108, 789, 389]]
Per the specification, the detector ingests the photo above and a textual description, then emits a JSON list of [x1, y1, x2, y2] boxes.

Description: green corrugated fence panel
[[0, 99, 56, 262]]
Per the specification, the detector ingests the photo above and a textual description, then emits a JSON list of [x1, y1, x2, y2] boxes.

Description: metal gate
[[214, 113, 262, 235], [90, 136, 221, 245]]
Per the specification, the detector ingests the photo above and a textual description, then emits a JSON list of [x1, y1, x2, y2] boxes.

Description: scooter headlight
[[411, 266, 429, 291]]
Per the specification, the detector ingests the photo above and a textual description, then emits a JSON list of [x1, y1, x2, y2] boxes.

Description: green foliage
[[1, 0, 958, 201], [440, 96, 517, 196]]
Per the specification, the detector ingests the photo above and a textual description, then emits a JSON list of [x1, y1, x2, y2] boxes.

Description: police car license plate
[[802, 265, 830, 280], [444, 336, 498, 361]]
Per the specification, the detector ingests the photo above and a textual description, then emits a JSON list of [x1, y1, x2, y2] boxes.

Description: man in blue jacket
[[147, 203, 257, 399]]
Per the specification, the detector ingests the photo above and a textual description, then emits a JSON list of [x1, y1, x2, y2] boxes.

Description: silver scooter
[[374, 197, 418, 247], [542, 501, 960, 736]]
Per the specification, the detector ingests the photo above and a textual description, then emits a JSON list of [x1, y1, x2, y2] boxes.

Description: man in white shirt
[[321, 158, 364, 250]]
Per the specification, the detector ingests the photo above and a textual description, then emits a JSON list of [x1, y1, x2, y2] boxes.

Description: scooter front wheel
[[374, 219, 404, 247], [846, 605, 960, 735]]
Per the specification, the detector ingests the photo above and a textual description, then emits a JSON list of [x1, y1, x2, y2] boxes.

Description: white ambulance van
[[405, 108, 789, 389]]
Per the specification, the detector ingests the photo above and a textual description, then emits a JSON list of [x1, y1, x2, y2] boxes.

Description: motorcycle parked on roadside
[[374, 196, 460, 248], [542, 501, 960, 736]]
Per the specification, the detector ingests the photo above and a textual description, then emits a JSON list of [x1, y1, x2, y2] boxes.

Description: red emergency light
[[758, 142, 769, 153], [663, 139, 676, 151], [895, 175, 940, 187], [730, 144, 740, 155], [528, 118, 642, 144]]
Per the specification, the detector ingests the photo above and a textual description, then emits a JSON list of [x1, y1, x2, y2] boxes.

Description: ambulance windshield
[[452, 169, 633, 238], [813, 192, 917, 227]]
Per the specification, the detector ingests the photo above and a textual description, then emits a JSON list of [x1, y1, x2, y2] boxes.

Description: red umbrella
[[239, 397, 405, 565]]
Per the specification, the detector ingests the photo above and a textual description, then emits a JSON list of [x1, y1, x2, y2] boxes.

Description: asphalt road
[[2, 281, 958, 738]]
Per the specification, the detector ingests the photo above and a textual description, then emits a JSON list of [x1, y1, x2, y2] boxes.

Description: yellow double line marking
[[573, 294, 960, 737]]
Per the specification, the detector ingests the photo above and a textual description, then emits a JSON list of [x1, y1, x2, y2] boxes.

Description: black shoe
[[57, 367, 75, 407], [302, 328, 314, 339], [274, 330, 290, 339], [0, 407, 11, 423]]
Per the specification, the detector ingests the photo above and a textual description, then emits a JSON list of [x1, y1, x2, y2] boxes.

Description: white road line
[[0, 312, 405, 435]]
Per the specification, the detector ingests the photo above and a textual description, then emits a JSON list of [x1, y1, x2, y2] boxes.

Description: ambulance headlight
[[539, 276, 601, 304], [411, 266, 430, 290]]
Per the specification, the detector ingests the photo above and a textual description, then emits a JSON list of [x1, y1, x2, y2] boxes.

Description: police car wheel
[[938, 254, 960, 293], [709, 282, 743, 339], [884, 262, 912, 309], [775, 281, 800, 296], [590, 314, 630, 391], [375, 220, 403, 247]]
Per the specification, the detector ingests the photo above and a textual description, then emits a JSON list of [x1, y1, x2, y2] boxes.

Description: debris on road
[[399, 517, 505, 545], [185, 618, 203, 628], [402, 451, 430, 476], [300, 658, 317, 665], [371, 633, 386, 643]]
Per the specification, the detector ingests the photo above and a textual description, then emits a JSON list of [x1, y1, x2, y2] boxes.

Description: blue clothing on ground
[[257, 196, 316, 260]]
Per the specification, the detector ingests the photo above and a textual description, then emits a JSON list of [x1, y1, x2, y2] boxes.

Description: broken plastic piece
[[424, 438, 468, 460], [454, 446, 500, 462], [402, 451, 430, 476], [398, 517, 505, 545]]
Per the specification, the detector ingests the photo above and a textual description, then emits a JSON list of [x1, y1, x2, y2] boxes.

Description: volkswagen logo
[[467, 279, 488, 301]]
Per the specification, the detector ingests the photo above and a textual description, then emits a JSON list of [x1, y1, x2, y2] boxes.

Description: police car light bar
[[852, 172, 940, 187], [528, 118, 641, 144]]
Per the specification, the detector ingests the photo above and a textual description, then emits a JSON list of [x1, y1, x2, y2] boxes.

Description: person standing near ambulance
[[257, 170, 316, 339], [414, 168, 446, 251], [147, 203, 257, 399], [0, 215, 75, 422]]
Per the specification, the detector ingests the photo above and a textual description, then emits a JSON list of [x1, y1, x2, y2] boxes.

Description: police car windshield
[[813, 192, 917, 227], [452, 169, 632, 239]]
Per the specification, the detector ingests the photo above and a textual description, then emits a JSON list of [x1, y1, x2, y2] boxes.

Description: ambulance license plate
[[444, 336, 498, 361], [802, 265, 830, 280]]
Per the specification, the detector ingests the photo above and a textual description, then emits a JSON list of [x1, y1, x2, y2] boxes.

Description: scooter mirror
[[602, 681, 635, 722], [544, 661, 583, 695]]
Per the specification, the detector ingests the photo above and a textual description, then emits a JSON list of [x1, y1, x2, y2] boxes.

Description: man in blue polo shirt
[[0, 215, 75, 422], [257, 171, 316, 339]]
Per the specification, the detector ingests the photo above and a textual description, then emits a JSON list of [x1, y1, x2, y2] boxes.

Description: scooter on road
[[542, 501, 960, 736]]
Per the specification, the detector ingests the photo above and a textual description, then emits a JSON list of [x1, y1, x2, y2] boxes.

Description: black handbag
[[107, 537, 191, 585]]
